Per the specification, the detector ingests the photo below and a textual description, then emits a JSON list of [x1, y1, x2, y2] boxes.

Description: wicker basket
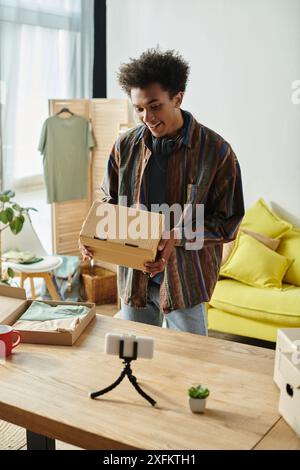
[[80, 263, 117, 305]]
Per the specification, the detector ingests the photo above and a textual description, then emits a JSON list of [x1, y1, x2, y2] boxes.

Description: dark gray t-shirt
[[147, 146, 169, 286], [146, 119, 187, 286]]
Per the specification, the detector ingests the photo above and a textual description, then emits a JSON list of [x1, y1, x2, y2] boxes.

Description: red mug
[[0, 325, 21, 358]]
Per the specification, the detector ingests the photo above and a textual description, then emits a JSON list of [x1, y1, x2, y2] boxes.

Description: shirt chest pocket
[[186, 163, 211, 199]]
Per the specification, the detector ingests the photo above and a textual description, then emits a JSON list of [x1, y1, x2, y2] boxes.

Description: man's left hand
[[143, 229, 180, 278]]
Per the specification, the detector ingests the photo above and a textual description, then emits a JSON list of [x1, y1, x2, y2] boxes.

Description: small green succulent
[[188, 385, 210, 399]]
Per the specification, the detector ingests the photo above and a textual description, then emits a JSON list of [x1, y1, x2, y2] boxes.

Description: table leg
[[26, 430, 56, 450]]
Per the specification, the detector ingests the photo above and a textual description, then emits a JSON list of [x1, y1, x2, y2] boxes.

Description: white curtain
[[0, 0, 94, 189]]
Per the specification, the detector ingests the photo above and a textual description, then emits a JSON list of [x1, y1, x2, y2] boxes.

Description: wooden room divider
[[49, 99, 130, 263]]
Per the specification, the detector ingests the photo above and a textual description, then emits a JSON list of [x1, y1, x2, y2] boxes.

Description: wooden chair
[[2, 214, 62, 300]]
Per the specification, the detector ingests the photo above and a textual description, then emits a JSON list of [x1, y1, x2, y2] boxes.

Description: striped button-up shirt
[[100, 110, 244, 313]]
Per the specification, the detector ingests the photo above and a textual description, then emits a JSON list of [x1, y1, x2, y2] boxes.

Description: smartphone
[[105, 333, 154, 359]]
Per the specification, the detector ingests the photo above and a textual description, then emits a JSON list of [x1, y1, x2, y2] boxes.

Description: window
[[0, 0, 93, 188]]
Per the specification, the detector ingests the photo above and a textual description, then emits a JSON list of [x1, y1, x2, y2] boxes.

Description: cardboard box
[[80, 202, 165, 271], [0, 284, 96, 346]]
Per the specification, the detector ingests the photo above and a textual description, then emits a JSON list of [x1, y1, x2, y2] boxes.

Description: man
[[81, 48, 244, 335]]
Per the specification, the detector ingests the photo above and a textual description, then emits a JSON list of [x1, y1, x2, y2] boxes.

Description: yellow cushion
[[241, 198, 292, 239], [220, 232, 293, 288], [207, 307, 296, 342], [277, 228, 300, 286], [208, 307, 276, 342], [221, 229, 280, 265], [210, 279, 300, 321]]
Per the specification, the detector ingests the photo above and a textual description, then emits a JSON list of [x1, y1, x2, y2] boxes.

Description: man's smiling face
[[131, 82, 183, 138]]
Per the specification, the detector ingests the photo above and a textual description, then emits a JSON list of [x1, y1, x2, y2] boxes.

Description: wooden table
[[0, 315, 299, 450]]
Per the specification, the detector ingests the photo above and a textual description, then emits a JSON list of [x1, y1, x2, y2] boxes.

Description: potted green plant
[[188, 384, 210, 413], [0, 190, 37, 284]]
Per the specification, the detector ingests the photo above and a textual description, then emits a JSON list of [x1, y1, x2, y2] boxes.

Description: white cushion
[[3, 256, 63, 274]]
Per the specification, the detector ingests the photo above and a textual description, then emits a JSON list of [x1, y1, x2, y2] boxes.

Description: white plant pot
[[189, 397, 207, 413]]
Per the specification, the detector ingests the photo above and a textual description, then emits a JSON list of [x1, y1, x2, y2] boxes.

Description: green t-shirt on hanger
[[38, 115, 95, 203]]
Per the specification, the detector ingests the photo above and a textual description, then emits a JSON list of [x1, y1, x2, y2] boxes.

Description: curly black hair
[[117, 48, 190, 98]]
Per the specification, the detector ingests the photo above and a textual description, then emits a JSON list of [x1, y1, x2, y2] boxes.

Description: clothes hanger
[[56, 107, 74, 116]]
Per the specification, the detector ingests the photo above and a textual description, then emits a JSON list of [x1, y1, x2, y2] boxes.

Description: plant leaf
[[9, 220, 17, 234], [3, 190, 15, 198], [0, 195, 9, 203], [5, 207, 14, 222], [10, 218, 24, 234], [13, 216, 24, 234], [12, 203, 22, 212], [0, 210, 8, 224], [7, 267, 14, 278]]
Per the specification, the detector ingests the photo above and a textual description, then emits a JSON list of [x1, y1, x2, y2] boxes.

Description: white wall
[[107, 0, 300, 225]]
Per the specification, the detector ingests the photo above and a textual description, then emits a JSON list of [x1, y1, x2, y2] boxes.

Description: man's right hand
[[78, 241, 94, 261]]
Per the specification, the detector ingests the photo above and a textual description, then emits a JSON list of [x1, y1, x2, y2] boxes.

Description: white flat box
[[273, 328, 300, 388]]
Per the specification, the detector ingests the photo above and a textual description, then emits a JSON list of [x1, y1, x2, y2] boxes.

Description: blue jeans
[[121, 283, 208, 336]]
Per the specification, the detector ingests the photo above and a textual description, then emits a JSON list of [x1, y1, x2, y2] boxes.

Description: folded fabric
[[14, 317, 80, 333], [18, 257, 44, 265], [19, 301, 89, 322], [53, 255, 80, 279], [2, 250, 38, 263]]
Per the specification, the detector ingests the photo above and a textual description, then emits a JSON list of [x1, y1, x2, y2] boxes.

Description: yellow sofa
[[207, 199, 300, 343], [208, 280, 300, 342]]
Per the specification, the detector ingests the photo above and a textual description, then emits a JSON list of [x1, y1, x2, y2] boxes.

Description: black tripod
[[90, 340, 156, 407]]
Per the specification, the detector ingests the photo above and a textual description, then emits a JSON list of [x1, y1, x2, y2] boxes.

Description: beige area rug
[[0, 421, 26, 450], [0, 421, 81, 450]]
